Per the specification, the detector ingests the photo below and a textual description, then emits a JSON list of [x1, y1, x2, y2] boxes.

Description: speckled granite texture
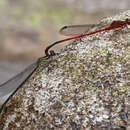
[[0, 10, 130, 130]]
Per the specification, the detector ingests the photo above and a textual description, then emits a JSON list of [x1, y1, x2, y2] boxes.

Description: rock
[[0, 10, 130, 130]]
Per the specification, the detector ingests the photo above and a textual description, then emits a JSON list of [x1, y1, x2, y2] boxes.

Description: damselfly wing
[[59, 24, 102, 36]]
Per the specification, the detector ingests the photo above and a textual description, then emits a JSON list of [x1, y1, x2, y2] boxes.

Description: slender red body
[[45, 18, 130, 56]]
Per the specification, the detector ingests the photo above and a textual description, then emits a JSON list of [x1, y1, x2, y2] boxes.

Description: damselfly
[[45, 18, 130, 56]]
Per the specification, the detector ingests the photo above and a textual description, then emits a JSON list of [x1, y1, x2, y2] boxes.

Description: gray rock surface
[[0, 10, 130, 129]]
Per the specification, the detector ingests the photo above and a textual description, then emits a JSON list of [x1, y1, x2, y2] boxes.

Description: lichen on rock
[[0, 10, 130, 130]]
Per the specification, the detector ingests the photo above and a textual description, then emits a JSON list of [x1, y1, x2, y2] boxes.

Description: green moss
[[15, 112, 23, 122]]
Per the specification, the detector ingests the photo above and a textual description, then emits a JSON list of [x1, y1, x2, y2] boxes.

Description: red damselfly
[[45, 18, 130, 56], [1, 19, 130, 112]]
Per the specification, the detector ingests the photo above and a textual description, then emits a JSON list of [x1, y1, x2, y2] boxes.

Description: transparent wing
[[59, 24, 98, 36]]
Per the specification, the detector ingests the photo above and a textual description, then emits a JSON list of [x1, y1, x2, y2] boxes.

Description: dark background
[[0, 0, 129, 84]]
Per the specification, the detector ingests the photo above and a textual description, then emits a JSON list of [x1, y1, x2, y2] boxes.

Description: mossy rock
[[0, 10, 130, 130]]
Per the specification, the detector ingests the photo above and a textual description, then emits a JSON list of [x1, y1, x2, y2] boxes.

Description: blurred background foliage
[[0, 0, 129, 84]]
